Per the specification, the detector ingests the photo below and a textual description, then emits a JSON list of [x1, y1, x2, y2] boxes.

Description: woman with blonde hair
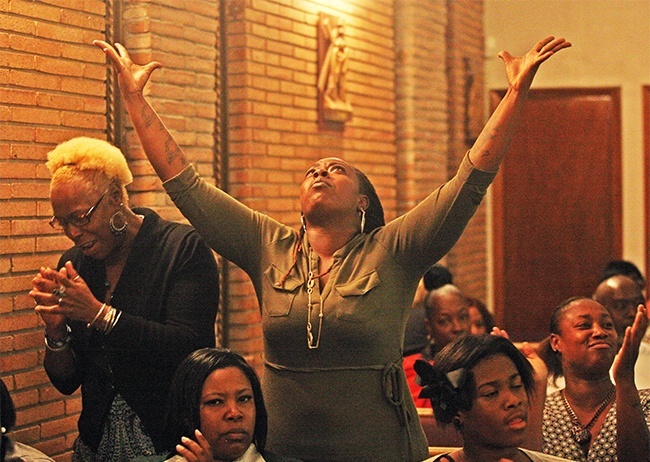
[[29, 137, 220, 461]]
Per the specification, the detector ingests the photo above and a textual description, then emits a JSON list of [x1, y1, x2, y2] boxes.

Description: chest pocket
[[334, 270, 381, 323], [263, 264, 303, 316]]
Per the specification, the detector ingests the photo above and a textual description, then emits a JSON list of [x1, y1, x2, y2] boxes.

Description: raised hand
[[612, 304, 648, 385], [499, 36, 571, 92], [93, 40, 162, 97], [176, 430, 215, 462]]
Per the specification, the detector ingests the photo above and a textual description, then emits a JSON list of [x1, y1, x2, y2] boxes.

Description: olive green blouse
[[164, 154, 496, 462]]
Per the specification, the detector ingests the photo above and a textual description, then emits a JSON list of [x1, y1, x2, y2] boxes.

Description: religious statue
[[318, 13, 352, 122]]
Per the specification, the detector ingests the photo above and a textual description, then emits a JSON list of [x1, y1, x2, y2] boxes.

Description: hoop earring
[[359, 208, 366, 234], [300, 213, 307, 233], [109, 204, 128, 236]]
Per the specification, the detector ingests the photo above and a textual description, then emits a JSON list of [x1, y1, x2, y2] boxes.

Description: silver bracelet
[[87, 303, 107, 328], [44, 325, 72, 351]]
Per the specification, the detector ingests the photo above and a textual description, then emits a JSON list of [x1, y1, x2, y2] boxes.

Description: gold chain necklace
[[306, 248, 332, 349], [561, 386, 614, 445]]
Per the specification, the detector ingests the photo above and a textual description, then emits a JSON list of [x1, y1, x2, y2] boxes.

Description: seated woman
[[416, 335, 570, 462], [538, 297, 650, 462], [1, 377, 55, 461], [162, 348, 301, 462]]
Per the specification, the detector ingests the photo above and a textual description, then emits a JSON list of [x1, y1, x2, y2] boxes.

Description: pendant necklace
[[306, 247, 332, 349], [561, 386, 614, 446]]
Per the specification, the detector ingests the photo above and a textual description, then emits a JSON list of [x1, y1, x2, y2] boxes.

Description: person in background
[[467, 297, 495, 335], [1, 377, 55, 462], [538, 297, 650, 462], [593, 275, 650, 389], [598, 260, 646, 294], [94, 35, 570, 461], [29, 137, 220, 461], [404, 284, 471, 408], [404, 264, 454, 356], [417, 335, 570, 462], [154, 348, 301, 462]]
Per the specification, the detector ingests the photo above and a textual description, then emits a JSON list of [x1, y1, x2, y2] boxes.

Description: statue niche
[[318, 12, 352, 123]]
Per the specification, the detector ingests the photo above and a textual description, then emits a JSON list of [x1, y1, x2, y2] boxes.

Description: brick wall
[[1, 1, 107, 459], [394, 0, 487, 303], [444, 0, 488, 302], [395, 0, 450, 215]]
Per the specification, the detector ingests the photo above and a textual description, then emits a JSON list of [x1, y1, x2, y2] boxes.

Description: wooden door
[[491, 88, 622, 341]]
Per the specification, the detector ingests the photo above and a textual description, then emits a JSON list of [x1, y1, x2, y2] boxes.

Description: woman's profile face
[[50, 178, 117, 261], [200, 366, 256, 461], [458, 354, 528, 449]]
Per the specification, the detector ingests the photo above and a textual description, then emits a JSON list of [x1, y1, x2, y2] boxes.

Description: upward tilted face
[[458, 354, 528, 449], [299, 157, 368, 224]]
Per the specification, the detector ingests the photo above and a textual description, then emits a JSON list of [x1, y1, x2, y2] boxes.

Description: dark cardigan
[[45, 208, 220, 452]]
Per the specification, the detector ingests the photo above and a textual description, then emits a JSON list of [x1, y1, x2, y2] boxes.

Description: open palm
[[93, 40, 162, 96], [499, 36, 571, 91]]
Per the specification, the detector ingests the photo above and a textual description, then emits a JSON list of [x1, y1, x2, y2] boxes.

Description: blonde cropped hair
[[46, 137, 133, 196]]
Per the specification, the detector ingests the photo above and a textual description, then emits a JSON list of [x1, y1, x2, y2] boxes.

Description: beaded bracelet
[[44, 325, 72, 351]]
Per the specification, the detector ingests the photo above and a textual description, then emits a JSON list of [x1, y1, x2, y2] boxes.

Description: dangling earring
[[359, 208, 366, 234], [300, 213, 307, 233], [453, 417, 462, 429], [109, 203, 128, 236]]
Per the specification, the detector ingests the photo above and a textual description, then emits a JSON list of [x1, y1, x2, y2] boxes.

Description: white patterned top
[[542, 388, 650, 461]]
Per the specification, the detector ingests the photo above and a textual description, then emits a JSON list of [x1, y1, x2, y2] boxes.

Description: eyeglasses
[[49, 188, 109, 230]]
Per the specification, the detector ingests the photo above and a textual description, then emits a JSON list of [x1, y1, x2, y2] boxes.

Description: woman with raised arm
[[538, 298, 650, 462], [93, 36, 570, 462]]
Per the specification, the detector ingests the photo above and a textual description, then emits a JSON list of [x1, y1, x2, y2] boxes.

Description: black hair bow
[[414, 360, 466, 411]]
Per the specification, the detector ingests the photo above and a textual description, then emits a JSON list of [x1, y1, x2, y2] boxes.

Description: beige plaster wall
[[484, 0, 650, 277]]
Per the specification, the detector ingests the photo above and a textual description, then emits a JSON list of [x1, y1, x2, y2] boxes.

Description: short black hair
[[599, 259, 645, 288], [165, 348, 268, 454]]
